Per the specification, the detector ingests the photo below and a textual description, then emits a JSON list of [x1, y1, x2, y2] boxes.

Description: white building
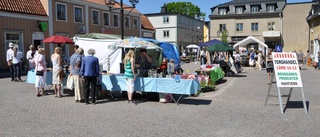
[[145, 3, 204, 54]]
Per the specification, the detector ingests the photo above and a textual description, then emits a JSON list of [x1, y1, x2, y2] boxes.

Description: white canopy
[[186, 44, 199, 48], [233, 36, 268, 55]]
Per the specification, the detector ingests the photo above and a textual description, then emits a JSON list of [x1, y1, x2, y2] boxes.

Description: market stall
[[101, 74, 200, 104]]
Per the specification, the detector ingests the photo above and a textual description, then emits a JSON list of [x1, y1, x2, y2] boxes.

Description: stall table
[[195, 67, 224, 84], [101, 75, 200, 104], [26, 70, 68, 91]]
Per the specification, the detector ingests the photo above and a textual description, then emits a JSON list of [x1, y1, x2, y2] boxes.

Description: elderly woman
[[51, 47, 63, 98], [34, 48, 47, 97], [69, 47, 85, 103], [80, 48, 100, 105], [11, 46, 23, 82], [26, 45, 36, 70]]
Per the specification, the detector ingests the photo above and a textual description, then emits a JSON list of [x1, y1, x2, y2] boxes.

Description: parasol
[[43, 35, 74, 44]]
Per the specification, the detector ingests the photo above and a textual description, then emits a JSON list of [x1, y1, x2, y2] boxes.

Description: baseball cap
[[8, 43, 13, 47]]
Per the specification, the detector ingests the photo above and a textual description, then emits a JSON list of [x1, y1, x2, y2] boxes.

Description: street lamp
[[106, 0, 139, 40]]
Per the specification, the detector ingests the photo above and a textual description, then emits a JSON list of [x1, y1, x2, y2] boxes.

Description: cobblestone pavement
[[1, 63, 320, 137]]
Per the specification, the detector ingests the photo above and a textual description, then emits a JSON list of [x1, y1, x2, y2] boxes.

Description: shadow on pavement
[[179, 98, 212, 105], [284, 101, 309, 113]]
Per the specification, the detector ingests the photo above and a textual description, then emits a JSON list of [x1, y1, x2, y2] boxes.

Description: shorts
[[126, 78, 135, 93], [266, 68, 274, 73]]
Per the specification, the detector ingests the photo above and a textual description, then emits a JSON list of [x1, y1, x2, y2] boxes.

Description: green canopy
[[207, 42, 235, 52]]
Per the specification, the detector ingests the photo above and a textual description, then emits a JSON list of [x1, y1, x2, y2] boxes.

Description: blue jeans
[[9, 64, 14, 80], [318, 59, 320, 69], [13, 63, 21, 79]]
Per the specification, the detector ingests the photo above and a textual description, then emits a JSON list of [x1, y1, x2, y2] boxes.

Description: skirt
[[52, 69, 62, 84], [35, 75, 46, 88]]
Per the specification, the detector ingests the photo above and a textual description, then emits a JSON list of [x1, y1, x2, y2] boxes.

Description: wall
[[283, 3, 313, 52]]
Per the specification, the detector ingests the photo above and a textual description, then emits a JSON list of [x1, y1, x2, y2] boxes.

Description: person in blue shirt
[[69, 45, 84, 103], [80, 48, 99, 105], [249, 50, 256, 70]]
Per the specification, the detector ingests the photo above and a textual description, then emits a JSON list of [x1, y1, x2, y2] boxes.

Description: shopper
[[80, 48, 100, 105], [51, 47, 63, 98], [266, 49, 274, 84], [69, 46, 85, 103], [26, 45, 36, 70], [6, 43, 14, 81], [34, 48, 47, 97], [123, 49, 137, 104], [11, 46, 23, 82]]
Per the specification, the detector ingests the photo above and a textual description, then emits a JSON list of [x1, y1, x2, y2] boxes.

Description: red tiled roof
[[141, 15, 155, 31], [0, 0, 47, 16], [86, 0, 155, 30]]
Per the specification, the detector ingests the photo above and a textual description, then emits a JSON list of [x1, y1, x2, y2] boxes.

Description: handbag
[[59, 70, 66, 79], [35, 60, 43, 76], [36, 71, 44, 76]]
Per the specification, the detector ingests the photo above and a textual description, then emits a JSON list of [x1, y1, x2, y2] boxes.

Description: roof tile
[[0, 0, 47, 16]]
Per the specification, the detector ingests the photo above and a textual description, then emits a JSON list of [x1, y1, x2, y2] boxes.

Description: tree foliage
[[166, 2, 206, 20], [221, 29, 229, 43]]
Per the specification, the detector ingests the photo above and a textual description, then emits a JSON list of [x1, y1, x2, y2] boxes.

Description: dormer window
[[251, 5, 260, 13], [235, 7, 244, 14], [267, 5, 276, 12], [219, 8, 227, 15]]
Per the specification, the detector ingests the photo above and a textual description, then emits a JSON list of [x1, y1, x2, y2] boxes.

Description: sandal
[[37, 94, 41, 97]]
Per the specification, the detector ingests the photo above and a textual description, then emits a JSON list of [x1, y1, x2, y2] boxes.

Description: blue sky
[[124, 0, 311, 21]]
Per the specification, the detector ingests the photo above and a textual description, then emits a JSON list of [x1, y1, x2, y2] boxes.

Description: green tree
[[166, 2, 206, 19], [221, 29, 229, 43]]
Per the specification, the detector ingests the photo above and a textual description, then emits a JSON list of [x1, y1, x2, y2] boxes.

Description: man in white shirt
[[6, 43, 14, 81], [26, 45, 35, 70]]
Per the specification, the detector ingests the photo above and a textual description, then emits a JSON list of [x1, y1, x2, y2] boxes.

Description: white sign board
[[272, 52, 303, 87]]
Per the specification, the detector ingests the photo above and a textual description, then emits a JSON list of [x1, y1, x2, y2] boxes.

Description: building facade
[[209, 0, 286, 51], [0, 0, 154, 69], [283, 2, 313, 52], [307, 1, 320, 56], [145, 4, 204, 53]]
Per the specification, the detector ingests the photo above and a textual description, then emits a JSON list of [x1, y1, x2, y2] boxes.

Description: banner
[[74, 37, 122, 74], [272, 52, 303, 87]]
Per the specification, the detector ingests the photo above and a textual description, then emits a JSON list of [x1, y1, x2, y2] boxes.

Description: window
[[219, 8, 227, 15], [103, 12, 110, 26], [56, 3, 67, 21], [163, 30, 170, 38], [5, 32, 23, 52], [267, 5, 275, 12], [251, 23, 259, 31], [251, 6, 259, 13], [125, 17, 130, 28], [268, 22, 275, 30], [133, 18, 138, 29], [235, 7, 243, 14], [74, 6, 83, 23], [219, 24, 226, 31], [163, 16, 169, 23], [236, 23, 243, 32], [113, 14, 119, 27], [92, 10, 99, 25]]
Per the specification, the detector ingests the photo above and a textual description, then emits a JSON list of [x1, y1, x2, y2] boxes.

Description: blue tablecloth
[[101, 75, 200, 95], [26, 70, 68, 85]]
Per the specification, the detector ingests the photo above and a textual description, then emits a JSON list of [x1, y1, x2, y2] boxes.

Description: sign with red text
[[272, 52, 303, 87]]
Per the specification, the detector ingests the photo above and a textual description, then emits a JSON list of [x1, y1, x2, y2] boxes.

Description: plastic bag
[[66, 75, 73, 89]]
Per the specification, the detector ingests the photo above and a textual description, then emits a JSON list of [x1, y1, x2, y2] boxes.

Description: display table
[[195, 67, 224, 84], [26, 70, 68, 91], [102, 75, 200, 104], [209, 67, 224, 84]]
